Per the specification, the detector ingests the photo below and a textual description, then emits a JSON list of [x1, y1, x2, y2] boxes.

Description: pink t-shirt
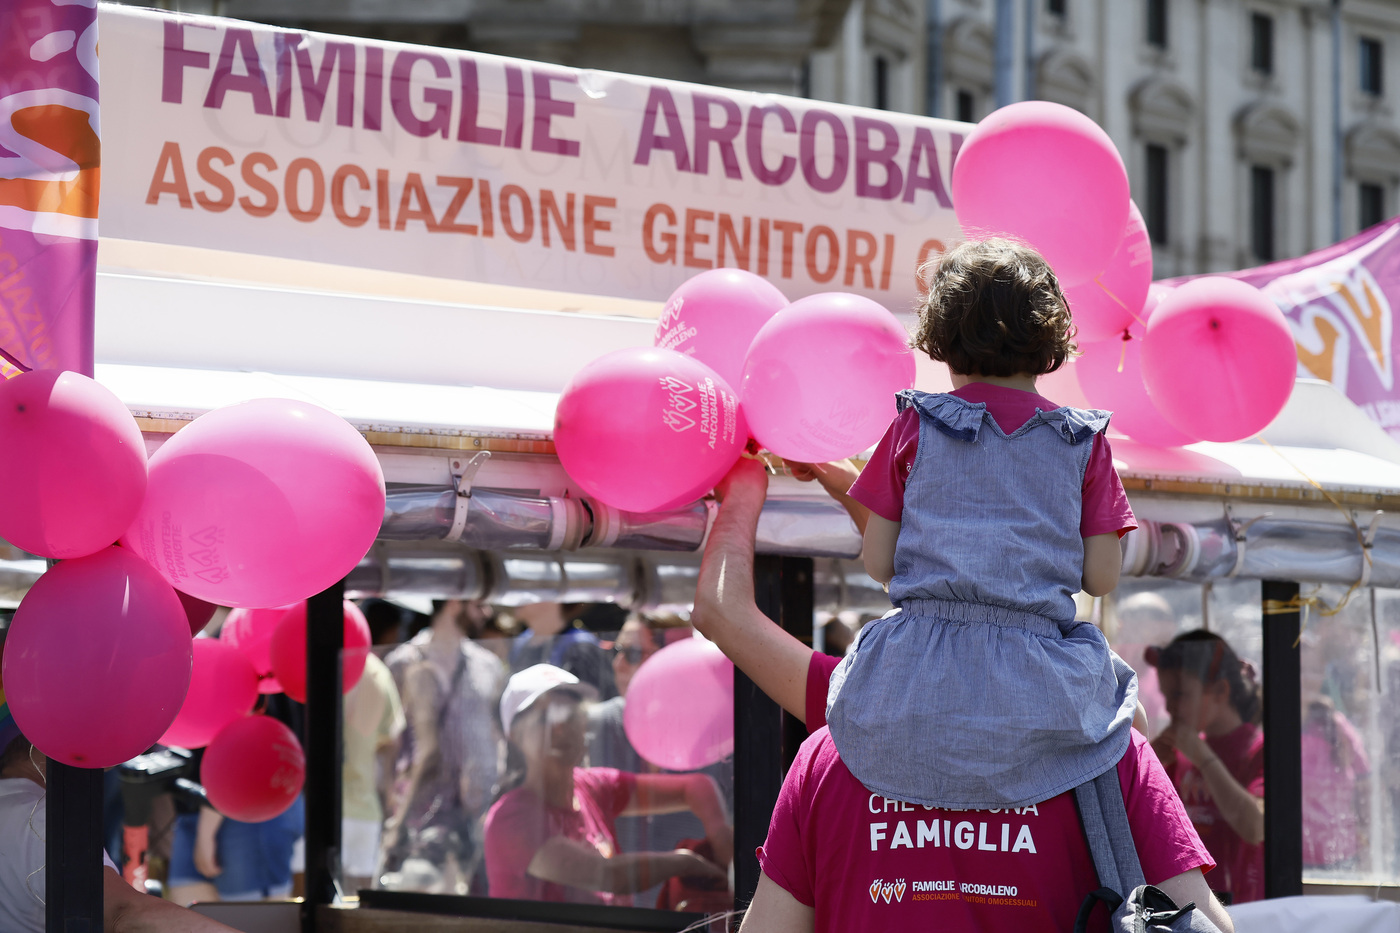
[[1163, 723, 1265, 904], [758, 728, 1212, 933], [1301, 709, 1370, 868], [484, 767, 638, 905], [849, 384, 1136, 538]]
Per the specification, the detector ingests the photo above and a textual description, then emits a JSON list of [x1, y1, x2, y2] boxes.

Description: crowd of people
[[1, 236, 1390, 931]]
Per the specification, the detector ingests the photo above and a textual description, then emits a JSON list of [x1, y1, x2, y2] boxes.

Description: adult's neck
[[524, 759, 576, 809], [949, 372, 1039, 393]]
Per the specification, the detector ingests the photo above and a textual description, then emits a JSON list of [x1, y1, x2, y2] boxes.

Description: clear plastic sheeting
[[1121, 517, 1400, 585], [0, 558, 45, 606], [381, 486, 587, 551], [756, 498, 863, 559], [584, 500, 711, 552], [345, 543, 894, 613]]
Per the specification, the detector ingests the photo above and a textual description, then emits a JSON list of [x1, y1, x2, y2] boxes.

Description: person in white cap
[[483, 664, 732, 906]]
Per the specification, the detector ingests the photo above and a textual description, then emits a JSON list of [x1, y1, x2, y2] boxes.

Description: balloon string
[[1116, 331, 1129, 374], [1094, 278, 1148, 327], [0, 345, 33, 375], [1256, 436, 1371, 632]]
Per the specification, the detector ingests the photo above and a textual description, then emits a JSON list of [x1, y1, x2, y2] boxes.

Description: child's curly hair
[[911, 237, 1076, 377]]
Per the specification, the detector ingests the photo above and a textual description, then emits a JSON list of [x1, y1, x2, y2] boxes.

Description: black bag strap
[[1074, 767, 1147, 899]]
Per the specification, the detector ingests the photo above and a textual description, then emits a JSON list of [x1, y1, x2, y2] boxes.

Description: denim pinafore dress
[[825, 390, 1138, 810]]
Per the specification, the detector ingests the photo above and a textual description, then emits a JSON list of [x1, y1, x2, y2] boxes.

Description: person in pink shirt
[[1149, 631, 1265, 903], [694, 461, 1230, 932], [482, 664, 732, 905]]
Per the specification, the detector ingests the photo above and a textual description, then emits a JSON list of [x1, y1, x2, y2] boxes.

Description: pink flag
[[1163, 219, 1400, 441], [0, 0, 99, 379]]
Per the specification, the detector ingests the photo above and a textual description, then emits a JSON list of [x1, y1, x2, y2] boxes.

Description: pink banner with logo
[[0, 0, 99, 379], [1161, 219, 1400, 440]]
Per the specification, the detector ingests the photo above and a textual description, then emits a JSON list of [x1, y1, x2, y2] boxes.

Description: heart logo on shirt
[[869, 880, 882, 903], [881, 882, 895, 904], [894, 880, 906, 902]]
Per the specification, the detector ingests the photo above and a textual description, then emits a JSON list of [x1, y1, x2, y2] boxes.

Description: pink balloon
[[952, 101, 1130, 286], [2, 547, 192, 767], [161, 639, 258, 749], [121, 399, 386, 608], [268, 601, 372, 703], [623, 637, 733, 771], [176, 589, 218, 636], [654, 269, 789, 388], [221, 605, 298, 694], [741, 293, 916, 462], [1075, 327, 1199, 448], [0, 370, 147, 559], [554, 348, 747, 512], [202, 715, 305, 822], [1064, 202, 1153, 343], [1142, 277, 1298, 442]]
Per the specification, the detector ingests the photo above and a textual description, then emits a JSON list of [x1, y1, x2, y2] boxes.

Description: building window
[[1361, 36, 1384, 95], [956, 89, 976, 123], [1360, 182, 1386, 230], [874, 56, 889, 111], [1250, 12, 1273, 75], [1146, 0, 1168, 49], [1250, 165, 1276, 262], [1145, 144, 1169, 244], [1047, 0, 1066, 15]]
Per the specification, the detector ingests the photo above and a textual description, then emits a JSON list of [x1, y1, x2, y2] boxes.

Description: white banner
[[97, 5, 966, 313]]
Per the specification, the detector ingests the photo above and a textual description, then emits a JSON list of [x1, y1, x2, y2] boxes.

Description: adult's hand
[[695, 461, 815, 724]]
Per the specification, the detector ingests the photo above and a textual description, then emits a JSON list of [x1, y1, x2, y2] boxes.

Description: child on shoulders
[[828, 237, 1139, 809]]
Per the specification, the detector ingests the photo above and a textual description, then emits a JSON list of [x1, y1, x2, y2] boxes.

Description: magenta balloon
[[554, 348, 747, 512], [741, 292, 916, 462], [654, 269, 789, 388], [2, 547, 192, 767], [951, 101, 1130, 286], [0, 370, 147, 559], [202, 715, 305, 822], [176, 589, 218, 636], [121, 398, 386, 608], [221, 604, 298, 694], [161, 639, 258, 749], [267, 601, 372, 703], [623, 637, 734, 771], [1064, 201, 1153, 343], [1142, 277, 1298, 442], [1075, 326, 1199, 448]]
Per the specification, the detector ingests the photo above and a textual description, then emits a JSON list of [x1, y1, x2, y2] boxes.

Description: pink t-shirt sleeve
[[576, 767, 638, 819], [1081, 433, 1137, 539], [805, 651, 841, 732], [756, 730, 823, 907], [848, 408, 920, 523], [1118, 730, 1215, 884]]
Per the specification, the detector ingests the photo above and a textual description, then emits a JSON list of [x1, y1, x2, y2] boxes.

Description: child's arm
[[1081, 532, 1122, 597], [863, 514, 900, 584]]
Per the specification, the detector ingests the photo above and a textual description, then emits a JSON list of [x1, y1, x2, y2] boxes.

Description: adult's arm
[[192, 807, 224, 879], [526, 837, 725, 895], [383, 663, 445, 849], [624, 773, 733, 868], [693, 460, 815, 724], [1154, 868, 1235, 933], [103, 867, 241, 933], [737, 871, 815, 933], [785, 459, 871, 536]]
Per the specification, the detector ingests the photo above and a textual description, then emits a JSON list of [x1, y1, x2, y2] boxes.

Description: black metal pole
[[302, 579, 345, 932], [46, 761, 105, 933], [735, 555, 814, 909], [1261, 580, 1303, 899]]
